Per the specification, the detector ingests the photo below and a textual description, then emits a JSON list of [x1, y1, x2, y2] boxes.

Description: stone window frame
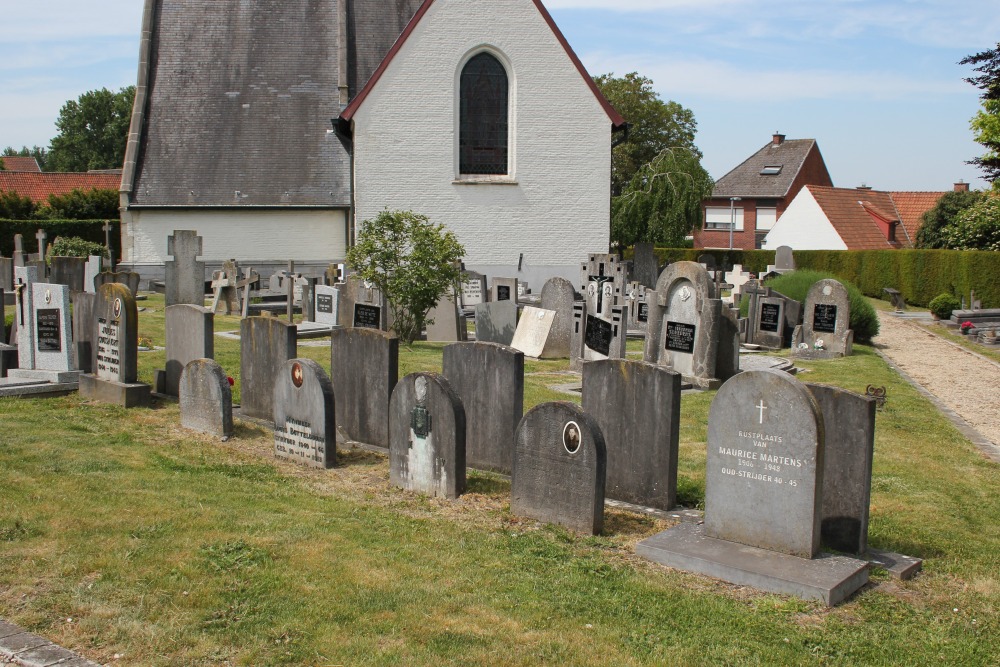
[[453, 47, 517, 185]]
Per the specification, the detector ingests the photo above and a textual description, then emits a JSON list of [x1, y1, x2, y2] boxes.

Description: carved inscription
[[353, 303, 381, 329], [36, 308, 62, 352], [584, 314, 612, 356], [96, 317, 121, 381], [715, 428, 804, 488], [759, 302, 781, 333], [665, 321, 696, 354], [274, 417, 326, 464], [316, 293, 333, 314], [813, 303, 838, 333]]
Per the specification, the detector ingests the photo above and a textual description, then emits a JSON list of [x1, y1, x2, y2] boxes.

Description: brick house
[[694, 133, 832, 250], [0, 171, 121, 204]]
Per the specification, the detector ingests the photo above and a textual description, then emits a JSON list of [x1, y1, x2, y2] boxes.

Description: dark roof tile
[[712, 139, 819, 198]]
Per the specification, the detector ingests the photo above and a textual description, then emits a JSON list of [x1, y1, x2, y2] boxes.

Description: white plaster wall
[[762, 189, 847, 250], [123, 209, 348, 264], [351, 0, 612, 279]]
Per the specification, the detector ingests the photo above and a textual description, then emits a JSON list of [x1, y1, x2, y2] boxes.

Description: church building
[[119, 0, 626, 286]]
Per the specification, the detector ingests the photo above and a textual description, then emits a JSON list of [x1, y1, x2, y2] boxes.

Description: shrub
[[760, 270, 880, 343], [49, 236, 109, 260], [928, 293, 961, 320]]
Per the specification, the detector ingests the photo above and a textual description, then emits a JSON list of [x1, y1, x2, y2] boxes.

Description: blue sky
[[2, 0, 998, 191]]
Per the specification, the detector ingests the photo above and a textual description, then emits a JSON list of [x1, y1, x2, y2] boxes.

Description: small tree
[[0, 190, 37, 219], [916, 189, 984, 248], [941, 193, 1000, 251], [346, 209, 465, 344]]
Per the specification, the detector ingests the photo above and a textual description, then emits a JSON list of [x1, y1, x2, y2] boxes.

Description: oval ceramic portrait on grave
[[563, 420, 581, 454], [291, 361, 304, 388], [113, 298, 123, 319]]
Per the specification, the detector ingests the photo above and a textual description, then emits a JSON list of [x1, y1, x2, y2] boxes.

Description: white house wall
[[762, 189, 847, 250], [122, 209, 348, 265], [351, 0, 612, 287]]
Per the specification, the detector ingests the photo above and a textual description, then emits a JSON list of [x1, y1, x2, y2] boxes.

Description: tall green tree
[[961, 44, 1000, 184], [611, 147, 713, 250], [594, 72, 699, 197], [942, 193, 1000, 251], [46, 86, 135, 172], [916, 189, 984, 248]]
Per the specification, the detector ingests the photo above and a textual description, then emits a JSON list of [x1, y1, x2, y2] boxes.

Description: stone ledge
[[0, 619, 101, 667]]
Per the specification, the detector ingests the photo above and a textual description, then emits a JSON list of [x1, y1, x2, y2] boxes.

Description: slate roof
[[0, 172, 121, 203], [807, 186, 903, 250], [712, 139, 820, 199], [889, 191, 948, 244], [0, 156, 41, 172], [127, 0, 422, 208]]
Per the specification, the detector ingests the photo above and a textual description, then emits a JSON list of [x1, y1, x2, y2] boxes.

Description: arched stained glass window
[[460, 53, 509, 175]]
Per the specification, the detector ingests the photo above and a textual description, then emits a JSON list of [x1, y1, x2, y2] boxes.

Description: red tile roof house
[[694, 133, 833, 250], [0, 156, 42, 172], [761, 183, 964, 250], [0, 172, 121, 205]]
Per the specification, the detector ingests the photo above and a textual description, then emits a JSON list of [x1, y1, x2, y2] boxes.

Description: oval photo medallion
[[291, 361, 304, 388], [562, 420, 581, 454], [113, 297, 122, 319]]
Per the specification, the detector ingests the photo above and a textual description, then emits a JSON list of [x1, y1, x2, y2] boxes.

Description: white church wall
[[762, 189, 848, 250], [351, 0, 613, 289]]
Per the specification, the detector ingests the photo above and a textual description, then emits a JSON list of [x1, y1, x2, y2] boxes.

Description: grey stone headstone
[[460, 272, 486, 308], [30, 283, 73, 372], [511, 401, 607, 535], [93, 283, 139, 384], [165, 230, 206, 306], [164, 304, 214, 397], [582, 359, 681, 511], [706, 370, 824, 558], [632, 243, 659, 289], [539, 276, 575, 358], [509, 306, 555, 358], [426, 289, 463, 342], [389, 372, 466, 498], [12, 234, 27, 267], [49, 256, 87, 293], [313, 284, 340, 326], [72, 291, 96, 374], [341, 276, 387, 330], [697, 254, 717, 270], [330, 327, 398, 447], [0, 257, 12, 292], [14, 265, 39, 369], [793, 279, 852, 358], [752, 295, 786, 349], [807, 383, 876, 555], [774, 245, 795, 270], [94, 271, 141, 297], [0, 289, 5, 346], [644, 261, 722, 389], [490, 277, 519, 303], [84, 256, 102, 294], [474, 300, 518, 345], [442, 341, 524, 475], [179, 358, 233, 438], [570, 300, 628, 370], [239, 316, 297, 420], [716, 305, 742, 382], [273, 358, 336, 469], [580, 253, 627, 320]]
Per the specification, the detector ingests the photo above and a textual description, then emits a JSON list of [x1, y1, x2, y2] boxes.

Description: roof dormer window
[[760, 165, 782, 175]]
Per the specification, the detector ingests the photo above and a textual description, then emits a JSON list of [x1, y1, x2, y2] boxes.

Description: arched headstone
[[273, 358, 335, 468]]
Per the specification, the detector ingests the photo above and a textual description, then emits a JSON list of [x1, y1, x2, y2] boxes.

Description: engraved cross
[[756, 400, 767, 424]]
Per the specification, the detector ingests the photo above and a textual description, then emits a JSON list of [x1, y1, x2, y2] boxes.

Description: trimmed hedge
[[757, 270, 880, 343], [1, 219, 119, 259], [641, 247, 1000, 308]]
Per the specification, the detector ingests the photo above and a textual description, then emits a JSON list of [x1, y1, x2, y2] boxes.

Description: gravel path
[[874, 312, 1000, 450]]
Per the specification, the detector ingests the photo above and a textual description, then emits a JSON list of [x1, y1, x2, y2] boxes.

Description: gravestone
[[13, 265, 39, 369], [807, 383, 876, 555], [273, 358, 336, 469], [49, 256, 86, 292], [209, 260, 240, 314], [71, 292, 96, 374], [752, 294, 787, 349], [162, 304, 214, 397], [643, 261, 723, 388], [460, 272, 487, 309], [582, 359, 681, 510], [697, 254, 717, 272], [239, 316, 297, 420], [632, 242, 659, 289], [724, 264, 752, 304], [792, 279, 853, 358], [491, 277, 519, 303], [509, 306, 556, 358], [389, 372, 466, 498], [313, 284, 340, 326], [84, 256, 102, 294], [179, 358, 233, 438], [474, 300, 518, 345], [7, 280, 79, 385], [342, 276, 387, 330], [165, 230, 206, 306], [538, 276, 575, 358], [769, 245, 795, 274], [426, 289, 464, 342], [12, 234, 27, 267], [570, 301, 628, 370], [35, 229, 47, 263], [511, 402, 607, 535], [636, 369, 869, 605], [0, 257, 12, 293], [78, 283, 151, 407], [330, 327, 398, 447], [716, 305, 742, 382], [626, 282, 650, 333], [94, 271, 141, 297], [580, 253, 627, 320], [442, 342, 524, 474]]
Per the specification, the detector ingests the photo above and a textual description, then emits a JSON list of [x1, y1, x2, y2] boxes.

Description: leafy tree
[[610, 147, 713, 250], [941, 193, 1000, 251], [0, 190, 37, 219], [346, 209, 466, 345], [594, 72, 699, 197], [2, 145, 48, 170], [49, 236, 110, 261], [43, 188, 119, 220], [916, 189, 984, 248], [46, 87, 135, 172], [961, 45, 1000, 184]]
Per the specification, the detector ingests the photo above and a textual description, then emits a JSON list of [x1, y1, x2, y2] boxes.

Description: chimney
[[772, 132, 785, 145], [856, 183, 873, 191], [954, 180, 969, 192]]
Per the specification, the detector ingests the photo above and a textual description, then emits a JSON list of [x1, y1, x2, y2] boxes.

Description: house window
[[705, 206, 743, 231], [760, 165, 782, 175], [756, 207, 777, 231], [460, 53, 508, 175]]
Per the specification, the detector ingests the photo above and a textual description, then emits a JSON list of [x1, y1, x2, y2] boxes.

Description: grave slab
[[509, 306, 555, 358], [539, 276, 575, 358], [239, 317, 297, 421], [179, 358, 233, 438], [78, 283, 150, 407], [330, 327, 398, 448], [474, 301, 518, 345], [164, 304, 214, 397], [273, 358, 335, 468], [637, 522, 869, 606], [165, 230, 206, 306]]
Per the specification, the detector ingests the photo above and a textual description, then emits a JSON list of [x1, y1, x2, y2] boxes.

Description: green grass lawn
[[1, 293, 998, 665]]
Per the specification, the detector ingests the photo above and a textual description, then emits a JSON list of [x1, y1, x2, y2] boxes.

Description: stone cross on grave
[[581, 254, 625, 321], [742, 280, 770, 343], [756, 399, 768, 424], [13, 276, 27, 327], [286, 260, 295, 322], [210, 260, 241, 315], [12, 234, 26, 267], [236, 266, 259, 318], [589, 261, 613, 314], [36, 229, 47, 262], [102, 221, 115, 270]]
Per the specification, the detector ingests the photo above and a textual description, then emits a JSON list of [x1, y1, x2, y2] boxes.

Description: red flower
[[227, 376, 235, 386]]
